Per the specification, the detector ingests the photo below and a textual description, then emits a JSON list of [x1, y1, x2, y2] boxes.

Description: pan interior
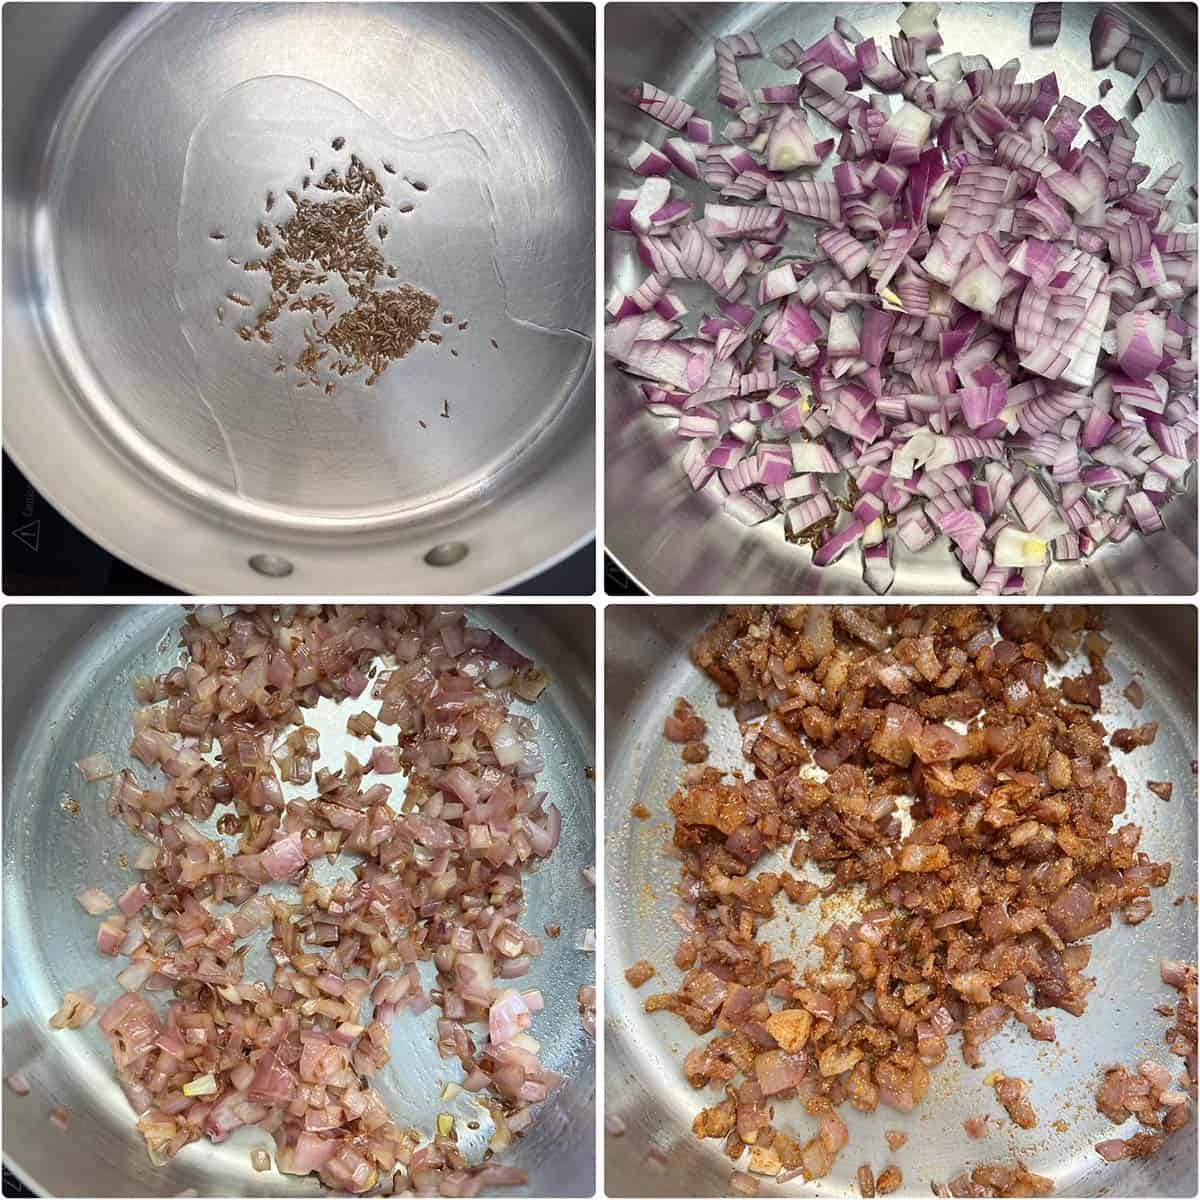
[[605, 605, 1198, 1197], [35, 2, 592, 527], [2, 605, 595, 1197]]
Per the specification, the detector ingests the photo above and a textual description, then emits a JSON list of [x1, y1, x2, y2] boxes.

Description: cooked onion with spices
[[634, 604, 1192, 1195]]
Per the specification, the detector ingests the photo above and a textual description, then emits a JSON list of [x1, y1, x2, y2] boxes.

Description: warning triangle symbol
[[12, 520, 40, 551]]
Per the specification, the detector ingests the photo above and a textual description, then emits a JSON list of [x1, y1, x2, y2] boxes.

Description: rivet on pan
[[424, 542, 468, 567], [248, 553, 294, 578]]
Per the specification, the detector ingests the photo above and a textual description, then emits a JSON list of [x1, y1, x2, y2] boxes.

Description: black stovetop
[[603, 552, 644, 596], [2, 1167, 29, 1198]]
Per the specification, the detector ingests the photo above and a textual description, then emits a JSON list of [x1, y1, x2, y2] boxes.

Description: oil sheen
[[175, 76, 583, 517]]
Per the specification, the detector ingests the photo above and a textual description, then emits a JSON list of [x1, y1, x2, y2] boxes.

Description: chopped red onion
[[96, 916, 126, 955], [608, 5, 1197, 595], [1090, 7, 1131, 68], [1115, 34, 1146, 76], [75, 752, 115, 782], [1165, 71, 1198, 103], [49, 990, 97, 1030], [1116, 309, 1166, 379], [1030, 3, 1062, 48], [1133, 60, 1170, 116], [65, 607, 569, 1194], [632, 81, 695, 130], [75, 887, 114, 916], [628, 141, 672, 178]]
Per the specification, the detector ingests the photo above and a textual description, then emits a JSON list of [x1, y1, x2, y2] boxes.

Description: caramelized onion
[[651, 605, 1182, 1185]]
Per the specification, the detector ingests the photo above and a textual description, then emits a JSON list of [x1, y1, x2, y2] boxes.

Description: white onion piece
[[993, 526, 1049, 568]]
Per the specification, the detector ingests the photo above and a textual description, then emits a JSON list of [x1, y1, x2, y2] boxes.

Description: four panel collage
[[0, 3, 1196, 1200]]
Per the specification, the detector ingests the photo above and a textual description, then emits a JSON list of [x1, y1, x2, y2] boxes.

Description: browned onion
[[650, 605, 1186, 1186]]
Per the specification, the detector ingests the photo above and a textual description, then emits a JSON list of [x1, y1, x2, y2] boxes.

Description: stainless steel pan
[[3, 4, 595, 594], [2, 604, 596, 1197], [605, 604, 1197, 1196], [604, 3, 1198, 596]]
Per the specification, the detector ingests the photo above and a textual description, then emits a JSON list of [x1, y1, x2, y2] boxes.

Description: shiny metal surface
[[4, 4, 595, 594], [605, 604, 1198, 1197], [604, 3, 1198, 596], [2, 604, 596, 1197]]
